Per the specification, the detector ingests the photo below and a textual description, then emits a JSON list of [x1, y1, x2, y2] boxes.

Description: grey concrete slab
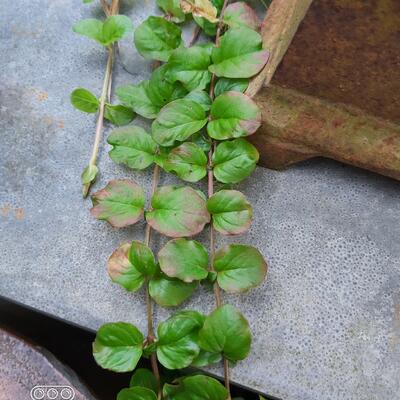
[[1, 1, 400, 399]]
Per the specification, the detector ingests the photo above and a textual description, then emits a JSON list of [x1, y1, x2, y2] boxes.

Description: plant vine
[[72, 0, 270, 399]]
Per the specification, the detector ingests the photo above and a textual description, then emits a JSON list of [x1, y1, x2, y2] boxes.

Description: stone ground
[[1, 1, 400, 399], [0, 328, 95, 400]]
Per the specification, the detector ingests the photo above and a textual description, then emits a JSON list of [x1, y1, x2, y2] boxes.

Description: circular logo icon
[[47, 388, 58, 399], [60, 387, 74, 400], [32, 388, 45, 400]]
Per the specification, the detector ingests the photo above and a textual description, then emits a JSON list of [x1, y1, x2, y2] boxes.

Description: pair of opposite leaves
[[90, 180, 255, 236], [94, 306, 251, 374], [107, 237, 267, 307], [107, 125, 259, 185]]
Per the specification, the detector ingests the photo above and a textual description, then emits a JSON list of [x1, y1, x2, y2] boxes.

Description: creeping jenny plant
[[72, 0, 269, 398]]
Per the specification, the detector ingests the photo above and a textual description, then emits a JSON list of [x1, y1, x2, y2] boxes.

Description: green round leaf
[[134, 16, 183, 61], [191, 350, 222, 367], [214, 244, 267, 292], [212, 139, 259, 184], [163, 375, 228, 400], [73, 18, 103, 44], [91, 180, 145, 227], [163, 142, 207, 182], [185, 90, 212, 112], [107, 243, 145, 292], [152, 99, 208, 147], [93, 322, 144, 372], [146, 186, 210, 237], [107, 126, 157, 170], [149, 274, 197, 307], [198, 304, 251, 361], [130, 368, 158, 393], [166, 46, 212, 92], [223, 2, 261, 31], [116, 82, 158, 119], [81, 164, 98, 185], [156, 0, 186, 23], [207, 190, 253, 235], [208, 91, 261, 140], [156, 311, 204, 369], [129, 241, 157, 277], [116, 65, 182, 120], [158, 238, 209, 282], [147, 65, 181, 108], [209, 27, 269, 78], [214, 77, 248, 98], [73, 16, 132, 46], [104, 104, 135, 126], [71, 88, 99, 113], [117, 387, 157, 400], [102, 15, 133, 46]]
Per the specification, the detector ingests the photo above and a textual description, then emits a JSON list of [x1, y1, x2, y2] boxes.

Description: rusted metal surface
[[246, 0, 313, 97], [252, 0, 400, 179], [252, 85, 400, 180], [272, 0, 400, 124], [0, 328, 96, 400]]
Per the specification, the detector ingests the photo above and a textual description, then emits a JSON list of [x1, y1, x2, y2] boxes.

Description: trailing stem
[[83, 46, 114, 197], [82, 0, 120, 198], [100, 0, 111, 16], [208, 0, 231, 397], [144, 164, 162, 399], [142, 26, 201, 398]]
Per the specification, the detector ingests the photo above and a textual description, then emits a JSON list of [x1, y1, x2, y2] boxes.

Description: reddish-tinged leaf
[[145, 186, 210, 237], [91, 180, 145, 228], [207, 91, 261, 140], [107, 243, 145, 292], [223, 2, 261, 31], [209, 27, 269, 78], [207, 189, 253, 235], [162, 142, 207, 182]]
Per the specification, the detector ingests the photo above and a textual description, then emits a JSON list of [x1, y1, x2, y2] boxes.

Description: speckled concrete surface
[[1, 1, 400, 399]]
